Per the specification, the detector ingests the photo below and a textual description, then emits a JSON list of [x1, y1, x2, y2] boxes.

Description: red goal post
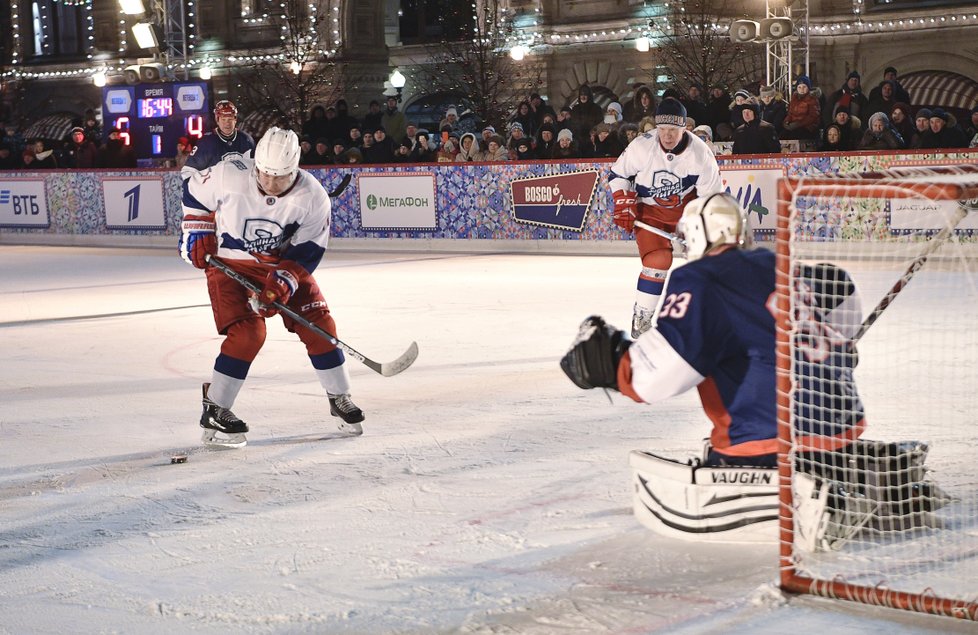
[[774, 165, 978, 622]]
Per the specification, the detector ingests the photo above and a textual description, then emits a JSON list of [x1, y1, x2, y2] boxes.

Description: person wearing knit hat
[[654, 98, 687, 128], [552, 127, 578, 159], [920, 107, 971, 149], [604, 102, 623, 125], [607, 95, 722, 338], [826, 68, 868, 128], [729, 90, 754, 129], [781, 76, 820, 141]]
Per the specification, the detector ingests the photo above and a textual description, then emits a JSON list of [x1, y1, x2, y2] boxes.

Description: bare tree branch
[[650, 0, 764, 93], [229, 0, 347, 133], [405, 0, 541, 131]]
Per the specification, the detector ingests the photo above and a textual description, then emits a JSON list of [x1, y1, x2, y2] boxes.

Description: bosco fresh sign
[[510, 170, 600, 232]]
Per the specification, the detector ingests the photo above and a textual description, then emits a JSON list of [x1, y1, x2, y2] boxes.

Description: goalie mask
[[677, 192, 752, 261], [255, 127, 301, 193]]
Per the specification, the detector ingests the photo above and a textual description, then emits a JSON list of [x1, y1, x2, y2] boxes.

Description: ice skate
[[200, 382, 249, 448], [329, 394, 364, 435], [631, 304, 655, 339]]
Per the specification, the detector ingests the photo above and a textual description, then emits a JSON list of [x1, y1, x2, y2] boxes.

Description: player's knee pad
[[221, 317, 266, 361]]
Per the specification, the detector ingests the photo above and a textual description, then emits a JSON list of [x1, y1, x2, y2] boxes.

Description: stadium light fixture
[[132, 22, 161, 50], [199, 66, 212, 80], [635, 36, 650, 52], [119, 0, 145, 15]]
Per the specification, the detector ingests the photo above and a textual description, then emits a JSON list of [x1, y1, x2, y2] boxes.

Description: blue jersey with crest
[[626, 247, 865, 455]]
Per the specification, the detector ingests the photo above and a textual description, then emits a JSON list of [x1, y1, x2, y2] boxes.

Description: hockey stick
[[853, 202, 969, 343], [328, 173, 352, 198], [207, 256, 418, 377], [634, 220, 686, 246]]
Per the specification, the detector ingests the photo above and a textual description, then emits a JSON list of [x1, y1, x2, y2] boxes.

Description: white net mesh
[[776, 165, 978, 620]]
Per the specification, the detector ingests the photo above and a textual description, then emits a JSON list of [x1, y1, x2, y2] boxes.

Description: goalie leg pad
[[794, 439, 954, 551], [628, 450, 779, 543]]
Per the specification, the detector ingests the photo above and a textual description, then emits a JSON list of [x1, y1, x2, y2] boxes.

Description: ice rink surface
[[1, 244, 974, 634]]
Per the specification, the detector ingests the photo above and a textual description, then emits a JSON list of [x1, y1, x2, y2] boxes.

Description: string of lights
[[4, 2, 978, 81]]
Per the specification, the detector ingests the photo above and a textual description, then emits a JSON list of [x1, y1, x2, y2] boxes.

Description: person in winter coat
[[867, 66, 912, 107], [857, 112, 904, 150], [825, 70, 870, 129], [758, 85, 787, 134], [62, 126, 99, 168], [455, 132, 483, 161], [618, 122, 640, 149], [482, 134, 510, 161], [98, 128, 137, 167], [535, 123, 557, 159], [571, 85, 603, 142], [781, 76, 821, 140], [623, 85, 656, 123], [509, 101, 537, 139], [820, 123, 846, 152], [827, 104, 862, 151], [551, 128, 579, 159], [732, 98, 781, 155], [888, 102, 916, 146], [706, 86, 733, 140], [590, 123, 623, 158], [409, 130, 438, 162], [920, 108, 970, 149], [865, 80, 899, 127], [728, 89, 753, 131]]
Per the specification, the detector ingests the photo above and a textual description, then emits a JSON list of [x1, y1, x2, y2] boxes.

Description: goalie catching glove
[[612, 190, 638, 233], [179, 213, 217, 269], [250, 262, 303, 318], [560, 315, 632, 391]]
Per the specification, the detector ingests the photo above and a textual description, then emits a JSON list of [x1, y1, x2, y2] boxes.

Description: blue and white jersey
[[621, 248, 865, 455], [182, 156, 330, 274], [181, 129, 255, 181], [608, 130, 722, 211]]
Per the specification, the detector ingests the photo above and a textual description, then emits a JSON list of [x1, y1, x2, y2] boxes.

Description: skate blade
[[201, 429, 247, 448], [336, 421, 363, 436]]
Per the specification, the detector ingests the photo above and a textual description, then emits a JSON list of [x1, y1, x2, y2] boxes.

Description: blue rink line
[[0, 304, 210, 328]]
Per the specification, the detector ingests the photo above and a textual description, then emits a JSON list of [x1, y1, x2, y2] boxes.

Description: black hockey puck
[[170, 454, 188, 464]]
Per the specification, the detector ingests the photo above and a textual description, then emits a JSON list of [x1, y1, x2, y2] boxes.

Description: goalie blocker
[[630, 440, 952, 548]]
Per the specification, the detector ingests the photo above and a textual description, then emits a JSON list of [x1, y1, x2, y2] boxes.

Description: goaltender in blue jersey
[[561, 192, 866, 466], [181, 100, 255, 181]]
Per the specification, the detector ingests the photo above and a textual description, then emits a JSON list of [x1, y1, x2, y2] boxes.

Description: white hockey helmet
[[677, 192, 752, 261], [254, 127, 301, 177]]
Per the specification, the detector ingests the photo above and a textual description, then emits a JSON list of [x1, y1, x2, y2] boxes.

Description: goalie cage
[[775, 164, 978, 622]]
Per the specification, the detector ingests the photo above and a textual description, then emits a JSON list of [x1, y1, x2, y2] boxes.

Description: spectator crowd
[[0, 110, 137, 170], [3, 63, 978, 171]]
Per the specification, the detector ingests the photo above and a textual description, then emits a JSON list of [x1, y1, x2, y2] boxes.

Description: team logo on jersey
[[509, 170, 600, 232], [640, 171, 699, 208], [241, 218, 285, 253]]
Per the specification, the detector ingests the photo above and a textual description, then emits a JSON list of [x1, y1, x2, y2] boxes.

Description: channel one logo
[[510, 170, 599, 232]]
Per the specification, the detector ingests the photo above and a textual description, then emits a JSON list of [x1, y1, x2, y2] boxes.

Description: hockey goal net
[[775, 165, 978, 621]]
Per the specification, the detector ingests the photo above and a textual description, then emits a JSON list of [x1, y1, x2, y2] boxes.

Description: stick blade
[[380, 341, 419, 377]]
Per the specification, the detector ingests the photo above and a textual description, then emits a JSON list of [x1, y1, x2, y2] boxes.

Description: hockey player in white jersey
[[609, 98, 723, 337], [178, 127, 363, 447]]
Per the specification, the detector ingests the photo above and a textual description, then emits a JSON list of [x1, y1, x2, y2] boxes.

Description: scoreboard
[[101, 82, 209, 166]]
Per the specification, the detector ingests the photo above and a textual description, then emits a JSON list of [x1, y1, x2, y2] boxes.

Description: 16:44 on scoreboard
[[101, 82, 209, 166]]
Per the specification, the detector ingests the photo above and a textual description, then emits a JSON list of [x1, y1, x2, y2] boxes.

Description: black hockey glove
[[560, 315, 632, 391]]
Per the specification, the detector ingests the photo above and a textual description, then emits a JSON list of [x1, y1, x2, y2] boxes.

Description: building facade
[[1, 0, 977, 142]]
